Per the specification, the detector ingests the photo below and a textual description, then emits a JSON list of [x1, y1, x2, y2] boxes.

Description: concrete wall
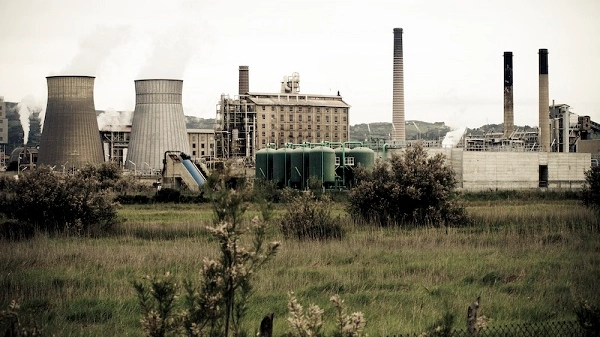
[[546, 152, 590, 189]]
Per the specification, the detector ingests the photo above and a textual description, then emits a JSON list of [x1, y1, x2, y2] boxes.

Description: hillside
[[349, 121, 452, 142]]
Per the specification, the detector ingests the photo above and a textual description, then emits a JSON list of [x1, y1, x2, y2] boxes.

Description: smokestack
[[538, 49, 550, 152], [126, 79, 191, 171], [239, 66, 249, 96], [38, 76, 104, 168], [392, 28, 406, 142], [503, 52, 514, 138]]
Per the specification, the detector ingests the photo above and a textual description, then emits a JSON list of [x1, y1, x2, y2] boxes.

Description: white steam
[[60, 25, 132, 75], [97, 109, 133, 130], [137, 28, 198, 79], [17, 95, 44, 145]]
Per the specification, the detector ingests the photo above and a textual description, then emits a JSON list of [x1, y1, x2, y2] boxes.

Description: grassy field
[[1, 198, 599, 336]]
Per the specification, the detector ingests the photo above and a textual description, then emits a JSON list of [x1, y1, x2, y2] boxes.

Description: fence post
[[259, 312, 274, 337], [467, 296, 480, 337]]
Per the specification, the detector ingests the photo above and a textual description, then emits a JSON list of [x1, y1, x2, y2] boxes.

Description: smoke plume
[[137, 28, 197, 79], [96, 109, 133, 129], [17, 95, 43, 145], [61, 25, 132, 75]]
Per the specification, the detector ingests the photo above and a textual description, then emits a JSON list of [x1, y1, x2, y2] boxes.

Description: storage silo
[[38, 76, 104, 168], [290, 146, 310, 189], [126, 79, 191, 171], [255, 147, 274, 180], [309, 146, 336, 187], [350, 147, 375, 169], [272, 147, 291, 187]]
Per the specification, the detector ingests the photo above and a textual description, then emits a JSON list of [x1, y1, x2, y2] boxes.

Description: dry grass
[[1, 200, 599, 336]]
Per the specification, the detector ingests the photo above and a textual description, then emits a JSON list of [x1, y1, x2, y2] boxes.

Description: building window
[[326, 125, 330, 131], [299, 107, 303, 112], [201, 144, 205, 148], [334, 116, 338, 123], [298, 115, 302, 121], [316, 116, 321, 122], [334, 126, 338, 131], [280, 124, 284, 130], [343, 116, 347, 122], [261, 124, 266, 129], [262, 106, 265, 111], [262, 139, 266, 144], [262, 114, 265, 119], [193, 151, 196, 156], [317, 125, 321, 130], [326, 116, 330, 122], [192, 143, 196, 148], [335, 108, 338, 113], [317, 108, 321, 112], [289, 115, 293, 122], [289, 106, 293, 112], [307, 115, 311, 121], [271, 132, 275, 137], [308, 125, 312, 130], [280, 114, 284, 121], [290, 125, 294, 130], [299, 124, 302, 130], [271, 106, 275, 111], [262, 131, 266, 136]]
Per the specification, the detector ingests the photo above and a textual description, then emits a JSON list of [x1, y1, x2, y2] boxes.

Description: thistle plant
[[286, 292, 324, 337], [330, 295, 367, 337], [135, 183, 280, 337]]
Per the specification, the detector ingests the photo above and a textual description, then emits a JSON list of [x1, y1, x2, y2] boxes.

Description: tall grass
[[0, 200, 599, 336]]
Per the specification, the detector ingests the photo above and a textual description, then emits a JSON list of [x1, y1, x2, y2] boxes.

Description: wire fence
[[386, 320, 588, 337]]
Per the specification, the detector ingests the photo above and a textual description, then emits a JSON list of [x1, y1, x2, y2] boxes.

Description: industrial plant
[[1, 28, 599, 191]]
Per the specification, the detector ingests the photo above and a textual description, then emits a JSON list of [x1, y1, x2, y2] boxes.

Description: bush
[[0, 165, 121, 237], [347, 143, 469, 227], [280, 192, 344, 240], [582, 166, 600, 213]]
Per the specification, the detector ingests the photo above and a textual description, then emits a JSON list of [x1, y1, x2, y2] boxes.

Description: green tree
[[347, 143, 469, 227], [0, 165, 120, 237], [581, 166, 600, 226]]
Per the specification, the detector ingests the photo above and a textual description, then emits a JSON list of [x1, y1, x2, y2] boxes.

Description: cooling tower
[[392, 28, 405, 142], [503, 52, 514, 138], [38, 76, 104, 168], [126, 79, 191, 171], [239, 65, 249, 96], [538, 49, 550, 152]]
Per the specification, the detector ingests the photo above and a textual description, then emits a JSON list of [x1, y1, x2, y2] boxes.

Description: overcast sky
[[1, 0, 599, 130]]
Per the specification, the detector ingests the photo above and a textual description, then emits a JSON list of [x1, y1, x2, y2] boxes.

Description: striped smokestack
[[392, 28, 405, 142], [538, 49, 550, 152], [239, 65, 249, 96], [38, 76, 104, 168], [503, 52, 514, 138], [126, 79, 191, 171]]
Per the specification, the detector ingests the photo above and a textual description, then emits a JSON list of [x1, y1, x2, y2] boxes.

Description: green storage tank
[[350, 147, 375, 170], [309, 146, 336, 187], [290, 147, 310, 189], [255, 148, 274, 180], [272, 148, 291, 187]]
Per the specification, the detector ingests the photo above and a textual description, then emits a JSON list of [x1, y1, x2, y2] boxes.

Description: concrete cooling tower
[[126, 79, 191, 171], [38, 76, 104, 168]]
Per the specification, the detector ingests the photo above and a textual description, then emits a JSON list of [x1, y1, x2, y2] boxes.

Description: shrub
[[347, 143, 469, 227], [280, 192, 344, 241], [582, 166, 600, 219], [0, 165, 120, 237], [135, 186, 280, 337]]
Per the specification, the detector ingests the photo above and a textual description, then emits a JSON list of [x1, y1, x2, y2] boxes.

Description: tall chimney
[[38, 76, 104, 168], [126, 79, 191, 171], [392, 28, 405, 142], [239, 66, 249, 96], [503, 52, 514, 138], [538, 49, 550, 151]]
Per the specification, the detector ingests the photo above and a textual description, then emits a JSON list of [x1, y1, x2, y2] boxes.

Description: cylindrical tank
[[255, 148, 274, 180], [38, 76, 104, 168], [350, 147, 375, 169], [126, 79, 191, 171], [309, 146, 336, 186], [272, 147, 291, 187], [290, 147, 310, 189]]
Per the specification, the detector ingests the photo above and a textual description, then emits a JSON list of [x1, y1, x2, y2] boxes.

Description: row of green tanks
[[255, 143, 375, 189]]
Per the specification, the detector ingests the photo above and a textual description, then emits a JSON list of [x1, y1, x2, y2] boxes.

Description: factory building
[[215, 67, 350, 160], [187, 128, 215, 160], [100, 124, 131, 166]]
